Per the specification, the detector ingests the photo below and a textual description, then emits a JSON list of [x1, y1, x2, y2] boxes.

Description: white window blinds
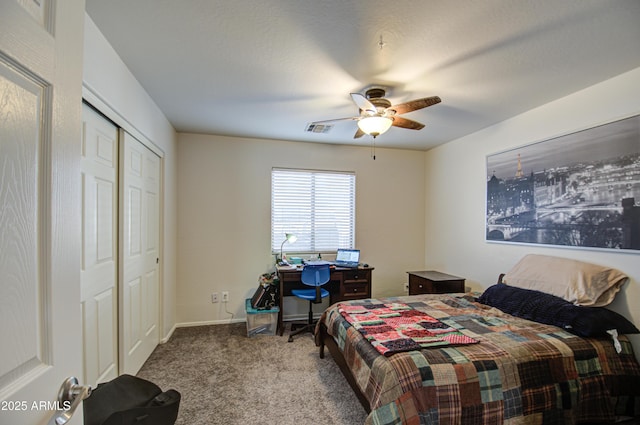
[[271, 168, 355, 253]]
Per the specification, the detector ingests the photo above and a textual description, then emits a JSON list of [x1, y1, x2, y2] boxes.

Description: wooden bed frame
[[317, 322, 371, 413]]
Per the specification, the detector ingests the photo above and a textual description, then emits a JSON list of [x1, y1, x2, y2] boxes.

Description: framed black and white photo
[[486, 114, 640, 252]]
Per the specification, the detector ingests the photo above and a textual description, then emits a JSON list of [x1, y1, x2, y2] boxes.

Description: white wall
[[424, 67, 640, 354], [82, 14, 179, 340], [176, 134, 426, 324]]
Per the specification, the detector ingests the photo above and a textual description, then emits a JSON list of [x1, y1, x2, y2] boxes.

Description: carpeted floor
[[137, 323, 368, 425]]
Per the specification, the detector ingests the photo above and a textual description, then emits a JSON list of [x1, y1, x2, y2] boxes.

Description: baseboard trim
[[283, 313, 323, 322], [176, 318, 245, 328], [160, 324, 177, 344], [174, 313, 323, 330]]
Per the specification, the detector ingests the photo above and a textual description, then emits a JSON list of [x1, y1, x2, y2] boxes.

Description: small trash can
[[245, 298, 279, 337]]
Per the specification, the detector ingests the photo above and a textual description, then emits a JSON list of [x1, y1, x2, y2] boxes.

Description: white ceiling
[[85, 0, 640, 150]]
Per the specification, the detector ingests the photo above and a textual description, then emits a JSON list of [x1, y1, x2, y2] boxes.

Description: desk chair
[[288, 264, 331, 342]]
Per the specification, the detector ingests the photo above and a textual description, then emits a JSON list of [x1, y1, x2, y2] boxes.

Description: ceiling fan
[[311, 87, 441, 139]]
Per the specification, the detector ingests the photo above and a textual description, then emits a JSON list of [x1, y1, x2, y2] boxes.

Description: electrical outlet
[[211, 292, 219, 303], [222, 291, 229, 303]]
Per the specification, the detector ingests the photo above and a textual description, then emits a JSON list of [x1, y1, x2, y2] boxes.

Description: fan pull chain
[[378, 35, 386, 50], [371, 138, 376, 160]]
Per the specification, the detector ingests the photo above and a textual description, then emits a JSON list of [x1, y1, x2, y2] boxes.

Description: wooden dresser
[[407, 270, 465, 295]]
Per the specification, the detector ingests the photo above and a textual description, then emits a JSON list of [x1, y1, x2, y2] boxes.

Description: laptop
[[332, 249, 360, 268]]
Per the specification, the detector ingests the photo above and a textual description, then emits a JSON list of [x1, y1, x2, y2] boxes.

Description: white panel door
[[0, 1, 85, 424], [120, 131, 161, 375], [81, 104, 119, 387]]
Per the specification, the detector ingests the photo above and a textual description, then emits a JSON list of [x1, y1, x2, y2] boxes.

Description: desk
[[276, 265, 374, 336]]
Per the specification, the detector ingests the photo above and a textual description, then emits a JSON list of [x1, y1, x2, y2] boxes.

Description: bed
[[315, 256, 640, 424]]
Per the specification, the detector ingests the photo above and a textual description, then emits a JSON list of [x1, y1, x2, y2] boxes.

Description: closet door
[[80, 104, 119, 387], [120, 131, 161, 375]]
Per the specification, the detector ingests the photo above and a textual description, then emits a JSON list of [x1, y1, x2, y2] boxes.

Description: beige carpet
[[137, 323, 368, 425]]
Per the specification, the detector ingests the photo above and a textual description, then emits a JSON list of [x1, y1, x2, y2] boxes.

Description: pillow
[[477, 283, 639, 337], [501, 254, 627, 306]]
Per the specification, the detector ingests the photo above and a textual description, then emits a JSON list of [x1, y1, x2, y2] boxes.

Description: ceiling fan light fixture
[[357, 116, 392, 138]]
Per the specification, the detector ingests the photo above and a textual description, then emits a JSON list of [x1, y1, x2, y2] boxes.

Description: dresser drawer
[[341, 282, 369, 299], [342, 269, 370, 283]]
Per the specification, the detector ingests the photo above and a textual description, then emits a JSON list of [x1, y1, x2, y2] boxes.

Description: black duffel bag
[[83, 374, 180, 425]]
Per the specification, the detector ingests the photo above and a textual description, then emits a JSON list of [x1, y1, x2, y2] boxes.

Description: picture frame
[[486, 114, 640, 252]]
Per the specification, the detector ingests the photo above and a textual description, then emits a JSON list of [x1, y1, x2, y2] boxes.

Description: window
[[271, 168, 355, 254]]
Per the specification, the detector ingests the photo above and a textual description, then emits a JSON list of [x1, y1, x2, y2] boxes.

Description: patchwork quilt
[[338, 302, 478, 356], [319, 294, 640, 425]]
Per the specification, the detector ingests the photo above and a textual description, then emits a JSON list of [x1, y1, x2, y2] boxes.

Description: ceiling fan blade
[[353, 127, 365, 139], [350, 93, 376, 114], [392, 116, 425, 130], [390, 96, 441, 115], [310, 116, 359, 125]]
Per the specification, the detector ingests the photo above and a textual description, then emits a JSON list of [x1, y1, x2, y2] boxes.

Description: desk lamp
[[279, 233, 297, 265]]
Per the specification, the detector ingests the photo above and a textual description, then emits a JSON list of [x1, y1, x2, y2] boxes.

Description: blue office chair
[[288, 263, 331, 342]]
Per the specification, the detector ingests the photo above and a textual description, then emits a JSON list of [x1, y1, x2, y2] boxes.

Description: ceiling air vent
[[305, 123, 333, 134]]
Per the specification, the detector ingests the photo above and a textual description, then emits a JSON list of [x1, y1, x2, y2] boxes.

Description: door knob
[[47, 377, 91, 425]]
